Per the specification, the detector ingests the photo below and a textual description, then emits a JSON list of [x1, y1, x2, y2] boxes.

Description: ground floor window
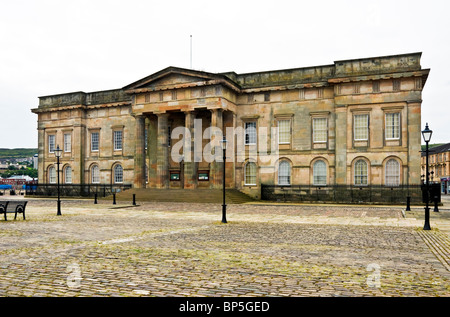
[[114, 164, 123, 183], [245, 162, 257, 185], [354, 159, 368, 186], [385, 159, 400, 186]]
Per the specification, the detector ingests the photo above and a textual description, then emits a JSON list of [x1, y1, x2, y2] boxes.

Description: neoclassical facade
[[32, 52, 429, 199]]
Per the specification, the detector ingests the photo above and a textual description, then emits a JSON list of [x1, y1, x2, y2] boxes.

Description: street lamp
[[54, 145, 63, 216], [220, 135, 228, 224], [422, 123, 432, 230]]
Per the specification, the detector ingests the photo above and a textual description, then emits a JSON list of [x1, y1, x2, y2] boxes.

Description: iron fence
[[261, 184, 424, 205], [24, 184, 132, 198]]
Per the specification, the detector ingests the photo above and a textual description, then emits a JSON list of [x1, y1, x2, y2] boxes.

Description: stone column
[[210, 108, 223, 189], [407, 101, 422, 185], [147, 115, 158, 188], [156, 113, 170, 188], [134, 114, 146, 188], [183, 111, 197, 189], [335, 106, 347, 185]]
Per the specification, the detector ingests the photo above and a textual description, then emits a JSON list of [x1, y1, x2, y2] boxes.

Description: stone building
[[31, 52, 429, 199], [421, 143, 450, 194]]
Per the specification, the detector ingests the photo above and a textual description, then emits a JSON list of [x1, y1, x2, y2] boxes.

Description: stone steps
[[108, 188, 255, 204]]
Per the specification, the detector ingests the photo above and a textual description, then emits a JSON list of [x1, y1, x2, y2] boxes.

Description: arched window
[[313, 160, 327, 186], [91, 165, 100, 184], [278, 161, 291, 185], [385, 159, 400, 186], [114, 164, 123, 184], [354, 159, 368, 186], [64, 166, 72, 184], [49, 166, 56, 184], [245, 162, 257, 185]]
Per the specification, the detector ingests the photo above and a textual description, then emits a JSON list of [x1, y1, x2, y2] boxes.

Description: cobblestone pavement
[[0, 196, 449, 297]]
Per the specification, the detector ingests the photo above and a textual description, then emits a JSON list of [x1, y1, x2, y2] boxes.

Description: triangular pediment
[[123, 67, 238, 92]]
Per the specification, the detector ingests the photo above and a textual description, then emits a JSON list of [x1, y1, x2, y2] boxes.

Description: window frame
[[63, 133, 72, 153], [354, 159, 369, 186], [385, 158, 400, 187], [278, 161, 291, 186], [91, 164, 100, 184], [48, 134, 56, 153], [91, 131, 100, 152], [64, 165, 72, 184], [385, 112, 400, 140], [312, 117, 328, 143], [353, 114, 369, 141], [113, 164, 123, 184], [244, 121, 257, 145], [113, 130, 123, 151], [277, 119, 291, 145], [313, 160, 327, 186], [244, 162, 257, 186]]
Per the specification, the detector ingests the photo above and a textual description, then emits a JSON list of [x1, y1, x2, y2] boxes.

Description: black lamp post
[[220, 135, 227, 224], [422, 123, 432, 230], [55, 145, 62, 216]]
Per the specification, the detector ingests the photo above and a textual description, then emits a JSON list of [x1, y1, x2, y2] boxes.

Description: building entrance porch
[[133, 108, 235, 190]]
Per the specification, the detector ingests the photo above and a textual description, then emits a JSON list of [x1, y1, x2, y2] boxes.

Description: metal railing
[[24, 184, 132, 198], [261, 184, 424, 204]]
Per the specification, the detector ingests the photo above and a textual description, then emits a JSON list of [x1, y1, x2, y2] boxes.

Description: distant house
[[421, 142, 450, 194]]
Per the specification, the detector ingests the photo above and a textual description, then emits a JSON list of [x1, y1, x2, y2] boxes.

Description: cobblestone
[[0, 197, 449, 297]]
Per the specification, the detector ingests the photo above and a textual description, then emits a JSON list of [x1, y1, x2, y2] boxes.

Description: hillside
[[0, 148, 38, 159]]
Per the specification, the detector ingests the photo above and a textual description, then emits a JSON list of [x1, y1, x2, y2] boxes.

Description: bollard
[[433, 196, 439, 212], [132, 194, 136, 206], [113, 193, 116, 205], [406, 196, 411, 211], [94, 193, 98, 204]]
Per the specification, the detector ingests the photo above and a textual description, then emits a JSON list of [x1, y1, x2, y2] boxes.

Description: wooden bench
[[0, 201, 27, 221]]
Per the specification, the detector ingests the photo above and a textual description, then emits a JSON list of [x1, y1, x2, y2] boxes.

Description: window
[[354, 114, 369, 141], [264, 92, 270, 102], [48, 135, 56, 153], [385, 113, 400, 140], [313, 160, 327, 186], [91, 165, 100, 184], [385, 159, 400, 186], [354, 159, 368, 186], [393, 79, 401, 91], [171, 91, 177, 100], [245, 122, 257, 145], [114, 164, 123, 183], [49, 166, 56, 184], [114, 130, 123, 151], [278, 120, 291, 144], [373, 81, 380, 93], [64, 166, 72, 184], [278, 161, 291, 185], [64, 133, 71, 153], [91, 132, 99, 152], [245, 162, 257, 185], [313, 118, 327, 143]]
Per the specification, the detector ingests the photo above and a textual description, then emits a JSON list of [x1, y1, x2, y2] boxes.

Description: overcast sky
[[1, 0, 449, 148]]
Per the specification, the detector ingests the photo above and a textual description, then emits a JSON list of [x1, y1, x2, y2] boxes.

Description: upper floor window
[[245, 122, 257, 145], [385, 113, 400, 140], [114, 130, 123, 151], [64, 133, 71, 153], [278, 120, 291, 144], [48, 135, 56, 153], [354, 114, 369, 141], [91, 132, 99, 152], [312, 118, 327, 143]]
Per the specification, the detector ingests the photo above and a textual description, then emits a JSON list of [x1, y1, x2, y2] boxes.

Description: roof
[[422, 142, 450, 156]]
